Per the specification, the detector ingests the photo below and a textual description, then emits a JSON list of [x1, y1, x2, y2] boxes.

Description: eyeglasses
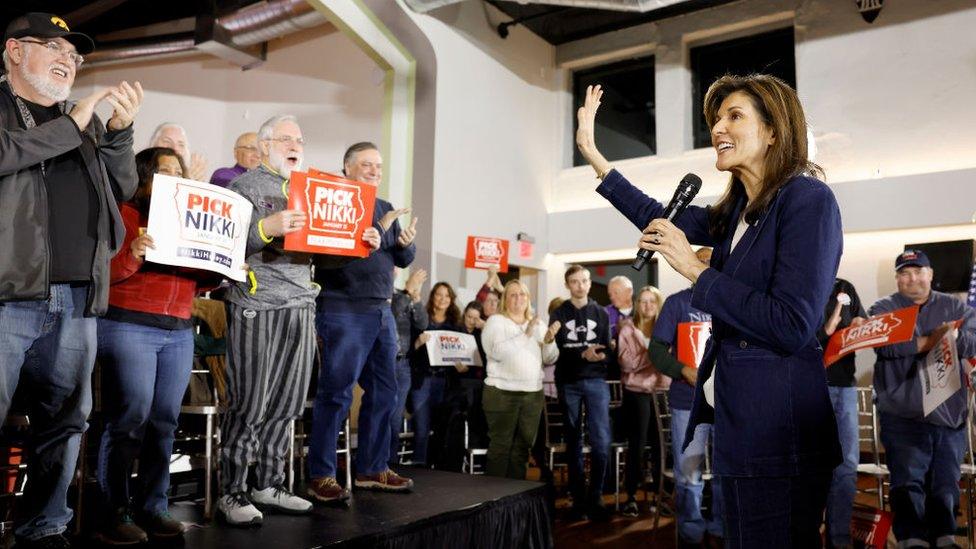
[[18, 39, 84, 68], [235, 145, 260, 152], [265, 136, 306, 147]]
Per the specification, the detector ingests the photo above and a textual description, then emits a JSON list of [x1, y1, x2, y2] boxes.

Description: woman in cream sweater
[[481, 279, 560, 479]]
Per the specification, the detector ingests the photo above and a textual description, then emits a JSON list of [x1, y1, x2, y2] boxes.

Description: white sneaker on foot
[[250, 485, 313, 514], [218, 492, 263, 526]]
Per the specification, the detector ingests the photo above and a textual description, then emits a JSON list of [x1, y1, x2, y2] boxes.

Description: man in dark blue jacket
[[307, 142, 418, 502], [871, 250, 976, 547], [550, 264, 612, 521]]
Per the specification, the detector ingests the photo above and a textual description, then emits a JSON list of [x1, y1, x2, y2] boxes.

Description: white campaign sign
[[424, 330, 483, 367], [921, 329, 961, 417], [145, 174, 253, 282]]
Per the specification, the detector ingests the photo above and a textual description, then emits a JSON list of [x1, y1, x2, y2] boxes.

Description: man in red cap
[[1, 12, 143, 548]]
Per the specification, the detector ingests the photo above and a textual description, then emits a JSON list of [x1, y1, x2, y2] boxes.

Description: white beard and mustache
[[19, 48, 72, 103], [268, 148, 302, 179]]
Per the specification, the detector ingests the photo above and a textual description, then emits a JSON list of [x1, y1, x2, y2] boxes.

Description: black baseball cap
[[895, 249, 931, 271], [4, 13, 94, 55]]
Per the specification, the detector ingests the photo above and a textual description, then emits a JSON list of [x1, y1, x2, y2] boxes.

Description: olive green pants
[[483, 385, 544, 479]]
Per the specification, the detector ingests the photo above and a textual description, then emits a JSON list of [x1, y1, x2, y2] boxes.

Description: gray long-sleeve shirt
[[224, 165, 317, 310], [870, 290, 976, 428]]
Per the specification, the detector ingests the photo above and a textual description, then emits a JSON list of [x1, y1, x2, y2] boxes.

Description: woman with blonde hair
[[616, 285, 668, 517], [481, 280, 560, 479]]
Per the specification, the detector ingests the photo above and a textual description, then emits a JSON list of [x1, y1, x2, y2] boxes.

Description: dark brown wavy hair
[[133, 147, 186, 215], [426, 282, 462, 326], [703, 74, 824, 240]]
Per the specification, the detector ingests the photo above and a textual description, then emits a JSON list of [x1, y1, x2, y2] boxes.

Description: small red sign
[[284, 170, 376, 257], [518, 240, 533, 260], [850, 506, 892, 549], [677, 321, 711, 369], [824, 305, 919, 367], [464, 236, 509, 273]]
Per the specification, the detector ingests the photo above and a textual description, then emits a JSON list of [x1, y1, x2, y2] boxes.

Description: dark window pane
[[578, 259, 658, 307], [691, 27, 796, 149], [573, 56, 655, 166]]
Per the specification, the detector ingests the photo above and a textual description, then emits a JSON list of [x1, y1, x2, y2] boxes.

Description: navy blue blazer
[[598, 170, 843, 477]]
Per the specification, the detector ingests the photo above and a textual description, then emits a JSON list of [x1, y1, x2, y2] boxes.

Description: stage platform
[[173, 467, 551, 549]]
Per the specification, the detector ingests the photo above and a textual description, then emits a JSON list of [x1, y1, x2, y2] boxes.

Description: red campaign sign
[[676, 321, 711, 369], [284, 169, 376, 257], [464, 236, 509, 273], [824, 305, 919, 367], [850, 506, 892, 549]]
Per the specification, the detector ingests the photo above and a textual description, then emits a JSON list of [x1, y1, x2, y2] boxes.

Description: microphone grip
[[632, 248, 654, 271]]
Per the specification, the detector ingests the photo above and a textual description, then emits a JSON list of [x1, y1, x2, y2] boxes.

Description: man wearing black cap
[[870, 250, 976, 548], [1, 12, 143, 549]]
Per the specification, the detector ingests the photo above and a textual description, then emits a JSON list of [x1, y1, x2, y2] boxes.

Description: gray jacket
[[392, 290, 428, 357], [871, 291, 976, 428], [0, 80, 136, 316], [225, 165, 317, 310]]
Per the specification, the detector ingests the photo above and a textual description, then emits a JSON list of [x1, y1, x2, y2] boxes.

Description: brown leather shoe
[[307, 476, 351, 503], [354, 469, 414, 492], [94, 507, 149, 545]]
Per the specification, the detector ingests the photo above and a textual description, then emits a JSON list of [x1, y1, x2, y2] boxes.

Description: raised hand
[[379, 207, 410, 232], [106, 81, 143, 131], [405, 268, 427, 300], [575, 84, 611, 177], [544, 321, 561, 344], [397, 217, 418, 248], [188, 153, 208, 181], [69, 87, 114, 129]]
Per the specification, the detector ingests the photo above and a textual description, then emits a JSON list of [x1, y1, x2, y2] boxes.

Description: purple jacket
[[209, 164, 247, 188]]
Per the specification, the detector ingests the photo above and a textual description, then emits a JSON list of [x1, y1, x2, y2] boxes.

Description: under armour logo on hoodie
[[565, 319, 597, 342]]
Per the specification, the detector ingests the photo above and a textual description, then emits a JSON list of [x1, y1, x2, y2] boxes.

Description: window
[[572, 56, 655, 167], [690, 27, 796, 149], [577, 259, 657, 307]]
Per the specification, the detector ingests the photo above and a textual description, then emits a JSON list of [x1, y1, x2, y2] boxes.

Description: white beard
[[268, 148, 302, 179], [19, 50, 71, 102]]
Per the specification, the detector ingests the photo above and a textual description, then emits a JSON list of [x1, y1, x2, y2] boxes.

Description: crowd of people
[[2, 10, 976, 549]]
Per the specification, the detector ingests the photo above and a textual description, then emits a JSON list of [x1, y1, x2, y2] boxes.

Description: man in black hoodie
[[550, 264, 612, 521]]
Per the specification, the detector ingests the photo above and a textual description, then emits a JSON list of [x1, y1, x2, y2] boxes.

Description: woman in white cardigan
[[481, 279, 560, 479]]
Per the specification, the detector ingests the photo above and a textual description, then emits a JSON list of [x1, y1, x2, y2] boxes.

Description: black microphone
[[631, 173, 703, 271]]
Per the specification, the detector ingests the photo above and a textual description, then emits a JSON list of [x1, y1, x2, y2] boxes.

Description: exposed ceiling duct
[[84, 0, 326, 69], [404, 0, 693, 13]]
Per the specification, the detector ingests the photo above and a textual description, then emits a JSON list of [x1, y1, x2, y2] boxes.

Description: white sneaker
[[218, 492, 263, 527], [250, 485, 313, 514]]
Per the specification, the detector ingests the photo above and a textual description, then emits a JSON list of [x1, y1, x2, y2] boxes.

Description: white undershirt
[[704, 215, 750, 408]]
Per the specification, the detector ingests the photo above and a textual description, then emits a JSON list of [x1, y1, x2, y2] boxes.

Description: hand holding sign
[[920, 322, 955, 354], [415, 332, 432, 350], [131, 233, 156, 259], [362, 227, 381, 250], [398, 217, 418, 248], [263, 209, 307, 237]]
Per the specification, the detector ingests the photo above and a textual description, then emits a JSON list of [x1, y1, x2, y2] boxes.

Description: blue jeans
[[309, 308, 398, 478], [880, 412, 967, 547], [559, 378, 611, 506], [0, 285, 95, 540], [721, 471, 831, 548], [410, 374, 446, 466], [671, 407, 724, 543], [826, 386, 858, 546], [96, 319, 193, 515], [388, 357, 411, 466]]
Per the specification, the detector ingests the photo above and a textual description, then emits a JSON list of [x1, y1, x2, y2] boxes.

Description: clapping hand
[[398, 217, 418, 248], [405, 268, 427, 301], [582, 344, 606, 362], [544, 321, 561, 344], [106, 81, 143, 131]]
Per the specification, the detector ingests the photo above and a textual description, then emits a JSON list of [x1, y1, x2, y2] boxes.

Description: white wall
[[74, 25, 384, 177], [403, 2, 565, 308]]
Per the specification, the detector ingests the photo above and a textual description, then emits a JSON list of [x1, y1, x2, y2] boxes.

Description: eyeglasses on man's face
[[18, 38, 84, 68], [265, 136, 306, 147]]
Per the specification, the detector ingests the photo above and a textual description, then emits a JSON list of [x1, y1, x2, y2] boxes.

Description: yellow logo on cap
[[50, 16, 69, 31]]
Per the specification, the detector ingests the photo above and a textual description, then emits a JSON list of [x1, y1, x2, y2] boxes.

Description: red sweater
[[108, 203, 218, 319]]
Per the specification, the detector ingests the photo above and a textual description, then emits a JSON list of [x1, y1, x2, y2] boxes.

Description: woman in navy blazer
[[577, 74, 843, 547]]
